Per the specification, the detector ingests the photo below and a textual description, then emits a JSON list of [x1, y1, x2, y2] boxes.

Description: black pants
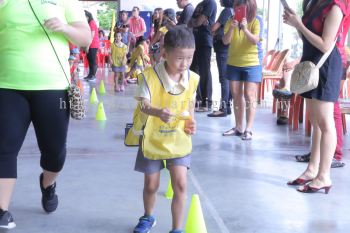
[[215, 49, 231, 112], [190, 46, 213, 108], [87, 48, 98, 77], [0, 89, 69, 178]]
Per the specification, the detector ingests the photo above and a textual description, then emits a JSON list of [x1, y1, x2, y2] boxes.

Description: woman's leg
[[143, 172, 160, 216], [243, 82, 259, 131], [333, 101, 343, 161], [230, 81, 245, 132], [169, 165, 187, 230], [30, 90, 69, 212], [293, 99, 320, 180], [306, 99, 335, 187], [0, 89, 31, 211]]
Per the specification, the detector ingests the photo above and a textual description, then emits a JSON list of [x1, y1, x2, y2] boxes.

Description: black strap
[[27, 0, 72, 85]]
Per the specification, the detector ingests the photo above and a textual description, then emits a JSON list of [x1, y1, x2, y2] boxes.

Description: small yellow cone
[[90, 88, 98, 104], [164, 179, 173, 199], [96, 102, 107, 121], [185, 194, 207, 233], [99, 80, 106, 94]]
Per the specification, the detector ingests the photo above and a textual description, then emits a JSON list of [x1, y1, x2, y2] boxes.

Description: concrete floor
[[2, 66, 350, 233]]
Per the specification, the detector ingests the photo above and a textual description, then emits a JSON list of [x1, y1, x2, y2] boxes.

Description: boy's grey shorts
[[134, 147, 191, 174]]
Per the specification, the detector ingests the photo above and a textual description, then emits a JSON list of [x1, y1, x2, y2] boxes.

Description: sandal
[[331, 159, 345, 168], [222, 127, 243, 136], [207, 110, 227, 117], [242, 131, 252, 140], [295, 152, 311, 162]]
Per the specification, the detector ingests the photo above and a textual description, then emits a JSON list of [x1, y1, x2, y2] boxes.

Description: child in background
[[133, 26, 199, 233], [110, 32, 128, 92], [127, 36, 150, 83], [150, 8, 177, 65]]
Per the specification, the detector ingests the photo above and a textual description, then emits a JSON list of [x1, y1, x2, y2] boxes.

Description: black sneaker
[[83, 75, 92, 80], [0, 209, 16, 229], [40, 173, 58, 213], [88, 76, 96, 82]]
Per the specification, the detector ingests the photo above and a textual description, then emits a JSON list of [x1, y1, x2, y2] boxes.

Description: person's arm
[[222, 19, 238, 45], [283, 6, 343, 53], [136, 18, 147, 38], [140, 99, 173, 123], [179, 6, 194, 25], [211, 22, 221, 33], [129, 46, 142, 67], [212, 8, 231, 33], [241, 18, 260, 44], [44, 19, 91, 47], [188, 14, 208, 28], [151, 30, 162, 45]]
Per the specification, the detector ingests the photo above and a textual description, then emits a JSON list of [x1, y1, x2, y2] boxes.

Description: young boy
[[133, 26, 199, 233]]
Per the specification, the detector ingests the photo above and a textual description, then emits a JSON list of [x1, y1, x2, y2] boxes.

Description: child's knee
[[144, 179, 160, 194], [172, 179, 187, 194]]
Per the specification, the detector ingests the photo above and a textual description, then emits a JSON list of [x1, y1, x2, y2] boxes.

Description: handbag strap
[[315, 40, 337, 69], [27, 0, 72, 85]]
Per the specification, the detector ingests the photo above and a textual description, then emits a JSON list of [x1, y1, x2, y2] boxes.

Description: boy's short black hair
[[163, 25, 195, 51]]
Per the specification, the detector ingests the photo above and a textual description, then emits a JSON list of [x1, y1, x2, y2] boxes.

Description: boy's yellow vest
[[141, 67, 199, 160]]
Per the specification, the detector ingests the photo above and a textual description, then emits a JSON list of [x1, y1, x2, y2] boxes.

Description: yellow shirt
[[224, 18, 260, 67], [139, 66, 199, 160], [130, 44, 150, 67], [159, 26, 168, 35], [135, 61, 196, 101], [111, 42, 128, 67]]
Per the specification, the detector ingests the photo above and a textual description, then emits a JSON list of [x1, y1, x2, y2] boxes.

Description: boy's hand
[[158, 108, 173, 123], [184, 119, 196, 135]]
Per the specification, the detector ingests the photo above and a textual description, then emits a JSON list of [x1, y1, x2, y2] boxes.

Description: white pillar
[[266, 0, 282, 51]]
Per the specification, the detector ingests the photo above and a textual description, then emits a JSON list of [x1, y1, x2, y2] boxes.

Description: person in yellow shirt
[[127, 36, 150, 82], [132, 26, 199, 233], [150, 8, 177, 65], [222, 0, 261, 140], [110, 32, 128, 92]]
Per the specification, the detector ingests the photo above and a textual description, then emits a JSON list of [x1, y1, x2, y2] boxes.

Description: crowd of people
[[1, 0, 350, 233]]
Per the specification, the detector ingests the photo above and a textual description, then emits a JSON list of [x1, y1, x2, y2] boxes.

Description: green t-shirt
[[0, 0, 86, 90]]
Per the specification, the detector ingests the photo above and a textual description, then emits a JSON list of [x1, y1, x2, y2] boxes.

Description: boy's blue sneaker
[[169, 230, 184, 233], [133, 215, 156, 233]]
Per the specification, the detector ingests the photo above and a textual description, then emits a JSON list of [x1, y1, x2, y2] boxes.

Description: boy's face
[[163, 47, 195, 74]]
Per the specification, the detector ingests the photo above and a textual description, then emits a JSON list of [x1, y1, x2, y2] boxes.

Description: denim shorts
[[226, 65, 262, 83], [134, 147, 191, 174]]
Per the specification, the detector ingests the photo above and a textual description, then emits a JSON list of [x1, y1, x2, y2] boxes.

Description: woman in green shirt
[[0, 0, 91, 228]]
